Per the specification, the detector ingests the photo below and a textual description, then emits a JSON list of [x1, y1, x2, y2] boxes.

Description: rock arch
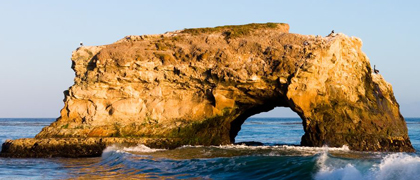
[[2, 23, 413, 157], [35, 23, 414, 152]]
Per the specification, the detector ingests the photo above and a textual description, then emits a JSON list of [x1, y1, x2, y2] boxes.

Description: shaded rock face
[[0, 138, 177, 158], [2, 23, 414, 157]]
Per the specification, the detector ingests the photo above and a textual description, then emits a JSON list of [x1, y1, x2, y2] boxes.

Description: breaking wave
[[98, 144, 420, 179], [315, 152, 420, 180]]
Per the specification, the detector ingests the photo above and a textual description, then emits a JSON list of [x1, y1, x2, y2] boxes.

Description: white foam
[[316, 163, 363, 180], [122, 144, 166, 153], [179, 145, 204, 148], [105, 144, 349, 154], [281, 145, 349, 151], [315, 151, 363, 180], [374, 153, 420, 180], [102, 144, 120, 153], [101, 145, 123, 159], [314, 152, 420, 180], [216, 144, 350, 152], [102, 144, 165, 156]]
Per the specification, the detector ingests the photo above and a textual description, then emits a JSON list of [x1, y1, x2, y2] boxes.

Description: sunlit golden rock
[[1, 23, 414, 157]]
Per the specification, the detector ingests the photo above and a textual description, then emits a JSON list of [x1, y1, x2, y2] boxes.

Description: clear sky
[[0, 1, 419, 118]]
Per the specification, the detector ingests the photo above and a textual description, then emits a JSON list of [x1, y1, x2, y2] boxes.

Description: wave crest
[[315, 152, 420, 180], [374, 153, 420, 180]]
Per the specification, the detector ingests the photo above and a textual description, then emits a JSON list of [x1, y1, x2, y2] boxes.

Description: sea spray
[[373, 153, 420, 180], [314, 151, 363, 180], [314, 152, 420, 180]]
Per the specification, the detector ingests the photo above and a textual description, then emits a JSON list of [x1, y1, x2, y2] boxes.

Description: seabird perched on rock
[[80, 42, 83, 46], [327, 30, 336, 37], [374, 65, 380, 74]]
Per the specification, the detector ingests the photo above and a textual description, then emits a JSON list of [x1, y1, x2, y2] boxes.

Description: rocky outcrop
[[1, 23, 414, 157], [0, 138, 177, 158]]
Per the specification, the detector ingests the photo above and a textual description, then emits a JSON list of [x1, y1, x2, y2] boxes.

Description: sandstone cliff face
[[2, 23, 413, 157]]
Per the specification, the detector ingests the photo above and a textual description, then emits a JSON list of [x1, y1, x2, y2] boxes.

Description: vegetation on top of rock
[[181, 22, 283, 38]]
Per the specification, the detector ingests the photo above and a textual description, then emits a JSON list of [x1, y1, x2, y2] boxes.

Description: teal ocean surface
[[1, 118, 420, 179]]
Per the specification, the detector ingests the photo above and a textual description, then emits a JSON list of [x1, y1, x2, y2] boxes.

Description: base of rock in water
[[234, 141, 265, 146], [0, 138, 178, 158]]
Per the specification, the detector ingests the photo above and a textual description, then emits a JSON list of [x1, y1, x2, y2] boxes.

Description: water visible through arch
[[234, 107, 305, 146]]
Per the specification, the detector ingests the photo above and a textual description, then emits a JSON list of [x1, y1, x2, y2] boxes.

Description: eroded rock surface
[[1, 23, 414, 157]]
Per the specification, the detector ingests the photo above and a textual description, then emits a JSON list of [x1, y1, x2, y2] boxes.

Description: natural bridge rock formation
[[1, 23, 414, 157]]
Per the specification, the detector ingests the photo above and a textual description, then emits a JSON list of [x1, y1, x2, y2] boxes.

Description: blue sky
[[0, 1, 419, 118]]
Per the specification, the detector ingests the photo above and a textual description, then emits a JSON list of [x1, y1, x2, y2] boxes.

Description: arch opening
[[231, 107, 304, 146]]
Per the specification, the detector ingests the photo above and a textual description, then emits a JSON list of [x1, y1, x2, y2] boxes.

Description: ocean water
[[1, 118, 420, 179]]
